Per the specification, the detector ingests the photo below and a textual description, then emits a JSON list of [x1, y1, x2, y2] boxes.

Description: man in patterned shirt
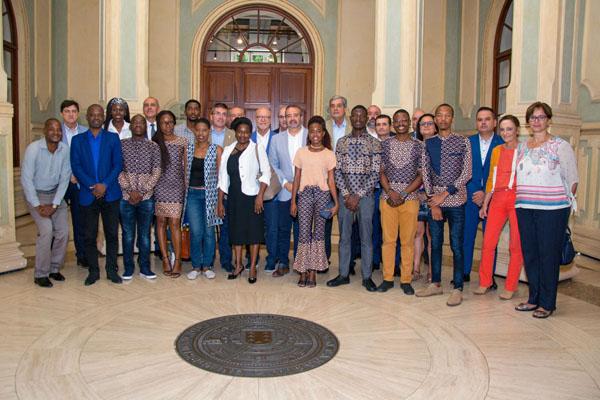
[[377, 109, 423, 295], [416, 103, 472, 306], [119, 115, 162, 280], [327, 105, 382, 292]]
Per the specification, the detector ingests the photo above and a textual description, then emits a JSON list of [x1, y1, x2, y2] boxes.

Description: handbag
[[319, 200, 335, 219], [181, 224, 191, 261], [560, 227, 576, 265], [254, 145, 282, 201]]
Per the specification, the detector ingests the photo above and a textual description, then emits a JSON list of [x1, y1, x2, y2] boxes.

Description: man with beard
[[21, 118, 71, 287], [366, 104, 382, 139], [273, 105, 288, 134], [70, 104, 124, 286], [327, 105, 382, 292], [226, 105, 246, 129]]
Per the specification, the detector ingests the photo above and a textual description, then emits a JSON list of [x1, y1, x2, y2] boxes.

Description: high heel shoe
[[298, 272, 307, 287], [248, 267, 257, 284], [228, 267, 244, 280], [161, 258, 172, 276], [170, 259, 182, 278]]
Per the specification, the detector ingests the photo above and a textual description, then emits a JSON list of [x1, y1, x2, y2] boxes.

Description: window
[[205, 6, 311, 64], [3, 0, 18, 166], [493, 0, 513, 115]]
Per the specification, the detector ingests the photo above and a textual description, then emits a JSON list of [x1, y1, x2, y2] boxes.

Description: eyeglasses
[[419, 121, 435, 127], [529, 115, 548, 122], [256, 116, 270, 120]]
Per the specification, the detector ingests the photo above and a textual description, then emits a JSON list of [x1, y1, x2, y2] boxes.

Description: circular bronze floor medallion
[[175, 314, 339, 377]]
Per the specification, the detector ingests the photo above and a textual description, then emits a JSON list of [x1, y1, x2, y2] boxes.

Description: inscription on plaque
[[175, 314, 339, 377]]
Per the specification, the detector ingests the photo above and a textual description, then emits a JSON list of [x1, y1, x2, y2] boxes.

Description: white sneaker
[[203, 269, 216, 279], [187, 269, 200, 280], [140, 271, 157, 280], [122, 273, 134, 281]]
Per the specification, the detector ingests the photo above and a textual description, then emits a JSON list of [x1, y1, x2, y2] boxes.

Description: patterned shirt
[[381, 137, 423, 201], [118, 138, 162, 201], [334, 132, 382, 198], [422, 133, 472, 207]]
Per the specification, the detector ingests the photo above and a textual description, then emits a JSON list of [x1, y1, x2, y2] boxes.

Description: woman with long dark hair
[[104, 97, 131, 140], [290, 116, 338, 287], [152, 110, 188, 277]]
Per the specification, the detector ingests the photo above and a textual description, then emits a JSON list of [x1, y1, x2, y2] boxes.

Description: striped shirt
[[515, 136, 578, 210]]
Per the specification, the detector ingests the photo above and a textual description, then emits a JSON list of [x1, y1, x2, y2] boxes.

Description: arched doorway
[[492, 0, 513, 115], [3, 0, 19, 166], [201, 5, 314, 127]]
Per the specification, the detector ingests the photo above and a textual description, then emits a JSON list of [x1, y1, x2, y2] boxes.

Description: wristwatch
[[399, 190, 409, 200], [52, 204, 58, 209]]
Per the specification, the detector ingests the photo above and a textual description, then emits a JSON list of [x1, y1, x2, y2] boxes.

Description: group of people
[[21, 94, 578, 318]]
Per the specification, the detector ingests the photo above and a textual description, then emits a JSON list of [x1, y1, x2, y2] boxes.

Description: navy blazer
[[251, 129, 277, 154], [466, 132, 504, 196], [70, 129, 123, 206]]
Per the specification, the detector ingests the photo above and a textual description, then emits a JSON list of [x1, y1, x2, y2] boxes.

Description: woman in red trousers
[[474, 115, 523, 300]]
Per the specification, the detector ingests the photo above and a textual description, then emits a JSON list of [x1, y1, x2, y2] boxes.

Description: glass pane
[[505, 1, 513, 29], [499, 59, 510, 87], [498, 88, 506, 115], [3, 50, 11, 75], [500, 26, 512, 52], [3, 12, 11, 42], [6, 77, 11, 103]]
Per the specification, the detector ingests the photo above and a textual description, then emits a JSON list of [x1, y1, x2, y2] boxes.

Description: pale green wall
[[576, 0, 600, 123]]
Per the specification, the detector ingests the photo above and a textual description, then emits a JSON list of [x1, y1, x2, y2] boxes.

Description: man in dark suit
[[463, 106, 504, 283], [60, 99, 89, 268], [70, 104, 123, 286]]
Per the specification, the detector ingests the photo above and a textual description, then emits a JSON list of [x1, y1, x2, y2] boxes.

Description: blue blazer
[[251, 129, 277, 154], [70, 129, 123, 206], [268, 127, 308, 202], [466, 132, 504, 196]]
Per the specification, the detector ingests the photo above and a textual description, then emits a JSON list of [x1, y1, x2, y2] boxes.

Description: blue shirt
[[332, 119, 347, 149], [211, 128, 226, 148], [87, 130, 102, 182]]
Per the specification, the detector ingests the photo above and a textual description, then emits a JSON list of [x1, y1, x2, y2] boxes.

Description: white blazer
[[218, 141, 271, 196]]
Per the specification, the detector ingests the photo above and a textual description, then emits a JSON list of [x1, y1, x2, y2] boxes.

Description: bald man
[[411, 108, 425, 138], [143, 97, 160, 139], [367, 105, 382, 139]]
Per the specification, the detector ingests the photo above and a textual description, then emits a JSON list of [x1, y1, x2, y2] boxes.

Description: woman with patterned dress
[[185, 118, 223, 280], [217, 117, 270, 284], [153, 110, 188, 278], [514, 102, 578, 318], [290, 116, 339, 288]]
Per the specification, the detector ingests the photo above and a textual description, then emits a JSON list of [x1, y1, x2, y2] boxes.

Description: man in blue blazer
[[464, 107, 504, 283], [70, 104, 123, 286], [252, 107, 279, 272], [268, 105, 307, 277], [60, 99, 89, 268]]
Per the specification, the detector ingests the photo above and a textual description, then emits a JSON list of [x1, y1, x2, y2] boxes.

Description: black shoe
[[490, 277, 498, 290], [49, 272, 65, 281], [84, 274, 99, 286], [107, 273, 123, 284], [362, 278, 377, 292], [248, 277, 257, 284], [317, 268, 329, 274], [34, 277, 53, 287], [326, 275, 350, 287], [463, 274, 471, 282], [377, 280, 394, 292], [372, 262, 380, 271], [400, 283, 415, 295], [77, 258, 89, 268]]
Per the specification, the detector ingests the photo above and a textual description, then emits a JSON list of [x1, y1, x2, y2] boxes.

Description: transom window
[[493, 0, 513, 115], [205, 7, 311, 64]]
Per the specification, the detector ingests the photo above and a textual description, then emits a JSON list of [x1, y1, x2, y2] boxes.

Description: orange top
[[293, 146, 337, 191], [486, 146, 517, 192]]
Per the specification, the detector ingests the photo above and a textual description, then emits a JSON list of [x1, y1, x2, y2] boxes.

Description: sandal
[[412, 270, 422, 281], [161, 258, 172, 276], [306, 270, 316, 288], [170, 259, 182, 278], [298, 272, 307, 287], [532, 308, 553, 319], [515, 303, 538, 312]]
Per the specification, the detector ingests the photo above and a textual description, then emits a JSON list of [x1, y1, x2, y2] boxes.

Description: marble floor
[[1, 250, 600, 400]]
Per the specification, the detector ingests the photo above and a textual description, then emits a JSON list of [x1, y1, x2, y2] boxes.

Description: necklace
[[309, 144, 324, 149]]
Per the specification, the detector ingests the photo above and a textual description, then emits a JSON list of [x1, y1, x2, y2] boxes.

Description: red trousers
[[479, 190, 523, 291]]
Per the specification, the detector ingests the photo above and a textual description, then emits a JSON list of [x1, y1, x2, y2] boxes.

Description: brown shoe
[[272, 267, 289, 277], [473, 286, 489, 295], [415, 283, 443, 297], [446, 289, 463, 306], [499, 290, 514, 300]]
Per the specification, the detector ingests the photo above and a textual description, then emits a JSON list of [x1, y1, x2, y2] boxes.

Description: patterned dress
[[154, 135, 188, 218]]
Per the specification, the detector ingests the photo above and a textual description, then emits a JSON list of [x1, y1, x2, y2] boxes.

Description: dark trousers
[[516, 207, 570, 311], [218, 198, 233, 271], [325, 218, 333, 261], [275, 199, 299, 267], [82, 198, 120, 278], [463, 197, 496, 275], [263, 199, 278, 269], [372, 187, 383, 265], [64, 182, 86, 261], [120, 198, 154, 274], [429, 205, 465, 289]]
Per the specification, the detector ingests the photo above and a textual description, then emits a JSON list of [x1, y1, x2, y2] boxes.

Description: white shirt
[[63, 124, 80, 146], [332, 119, 347, 149], [256, 130, 270, 152], [479, 134, 493, 165], [218, 141, 271, 196], [367, 128, 378, 140], [284, 128, 305, 186], [146, 120, 157, 139], [108, 120, 131, 140]]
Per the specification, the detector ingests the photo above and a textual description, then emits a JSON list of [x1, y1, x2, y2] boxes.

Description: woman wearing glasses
[[513, 102, 578, 318], [153, 110, 188, 278]]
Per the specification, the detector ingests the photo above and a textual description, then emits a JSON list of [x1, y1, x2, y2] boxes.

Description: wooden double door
[[201, 64, 313, 129]]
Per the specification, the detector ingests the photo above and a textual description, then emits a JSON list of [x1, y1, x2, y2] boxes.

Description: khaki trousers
[[380, 198, 419, 283]]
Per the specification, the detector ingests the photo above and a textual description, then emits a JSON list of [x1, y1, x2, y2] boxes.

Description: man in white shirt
[[268, 105, 307, 277], [366, 104, 382, 139], [326, 95, 351, 150], [143, 96, 160, 139]]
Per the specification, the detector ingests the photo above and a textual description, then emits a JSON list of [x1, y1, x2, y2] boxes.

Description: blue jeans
[[120, 198, 155, 274], [263, 199, 278, 270], [218, 197, 233, 271], [429, 205, 465, 289], [275, 199, 299, 267], [186, 188, 216, 269]]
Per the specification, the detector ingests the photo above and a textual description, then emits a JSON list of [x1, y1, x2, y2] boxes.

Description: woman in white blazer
[[217, 117, 270, 284]]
